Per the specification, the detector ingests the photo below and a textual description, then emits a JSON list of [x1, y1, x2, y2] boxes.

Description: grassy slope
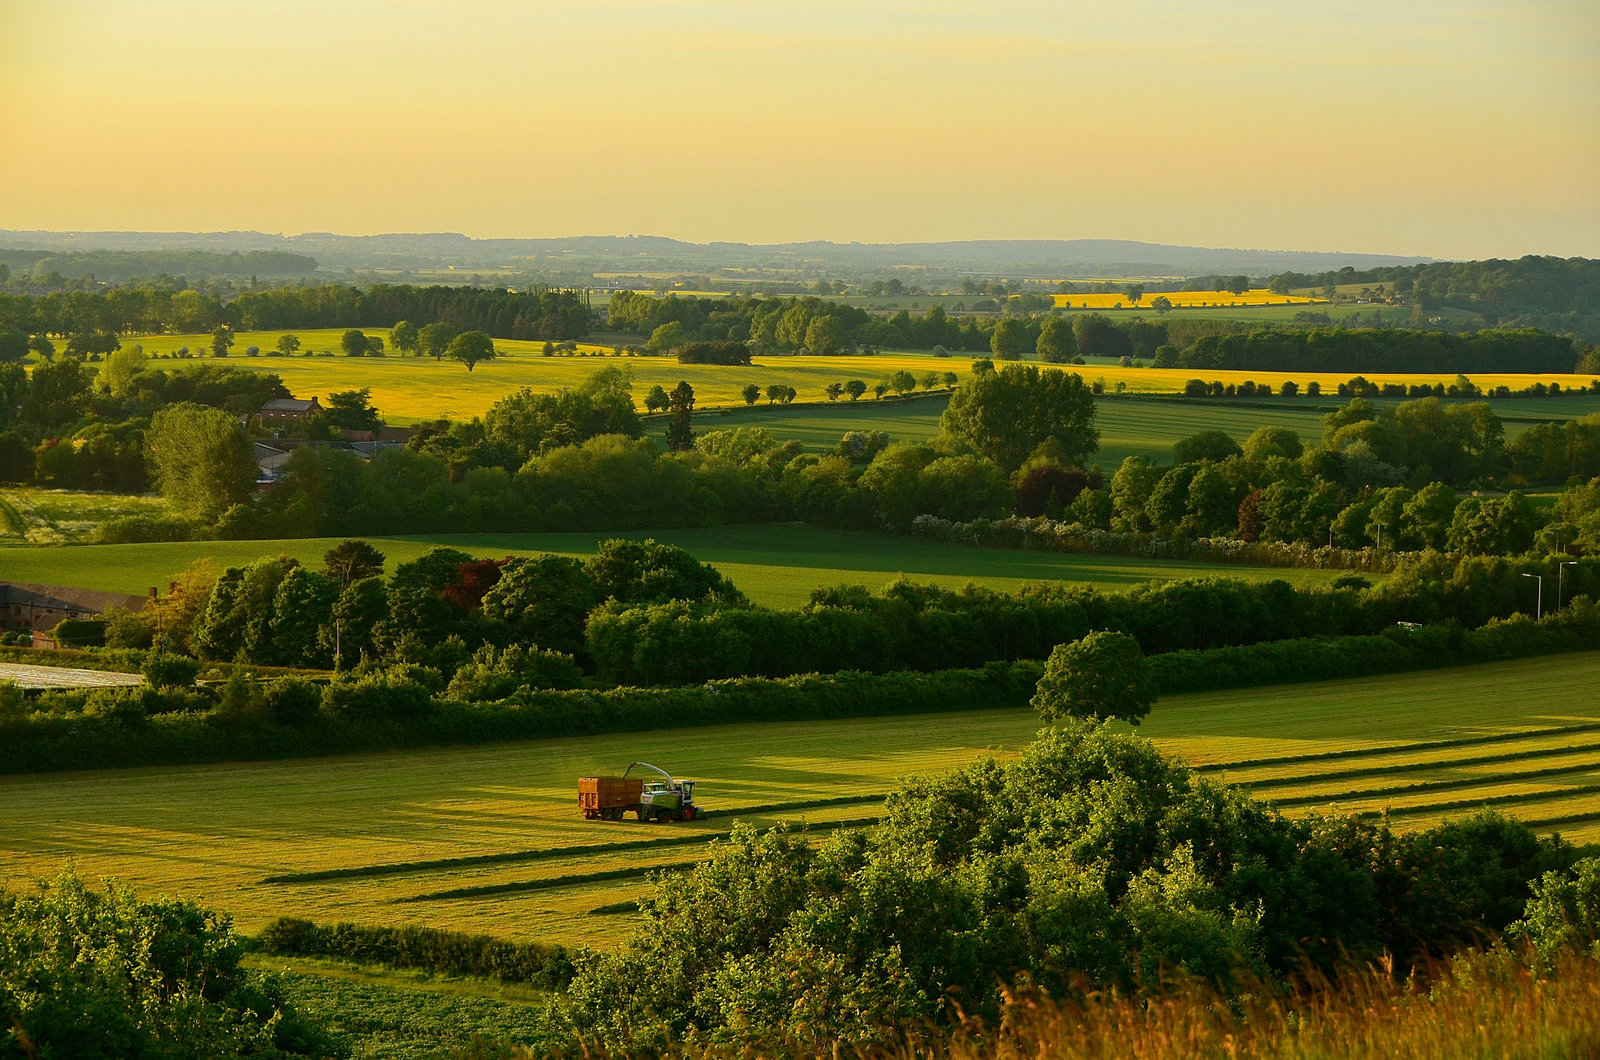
[[0, 525, 1345, 609], [3, 652, 1597, 949]]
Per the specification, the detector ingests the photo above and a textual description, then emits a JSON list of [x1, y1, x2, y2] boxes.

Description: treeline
[[0, 282, 589, 344], [0, 248, 317, 284], [1166, 327, 1576, 374], [1266, 255, 1600, 340]]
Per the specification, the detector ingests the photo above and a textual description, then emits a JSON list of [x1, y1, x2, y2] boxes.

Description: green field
[[0, 489, 172, 546], [706, 394, 1336, 470], [4, 652, 1596, 952], [0, 525, 1347, 609]]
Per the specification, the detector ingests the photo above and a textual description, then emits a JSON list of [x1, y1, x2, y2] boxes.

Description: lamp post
[[1558, 560, 1578, 611], [1522, 572, 1543, 621]]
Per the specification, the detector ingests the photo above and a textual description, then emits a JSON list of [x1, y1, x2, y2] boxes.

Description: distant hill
[[0, 230, 1431, 278]]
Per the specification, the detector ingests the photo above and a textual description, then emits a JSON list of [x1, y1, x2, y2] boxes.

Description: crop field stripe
[[1347, 783, 1600, 820], [398, 818, 885, 903], [1192, 723, 1600, 773], [1266, 758, 1600, 806], [1521, 811, 1600, 831], [262, 794, 888, 884], [1237, 740, 1600, 790]]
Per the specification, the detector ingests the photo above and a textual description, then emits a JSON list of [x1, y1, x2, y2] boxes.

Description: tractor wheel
[[655, 808, 671, 823], [682, 806, 696, 821], [636, 809, 649, 822]]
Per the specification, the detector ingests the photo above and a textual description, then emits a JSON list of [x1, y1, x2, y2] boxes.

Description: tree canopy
[[940, 363, 1098, 471]]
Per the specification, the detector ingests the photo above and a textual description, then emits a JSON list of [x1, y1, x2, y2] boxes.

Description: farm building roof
[[261, 397, 322, 413], [0, 581, 151, 615]]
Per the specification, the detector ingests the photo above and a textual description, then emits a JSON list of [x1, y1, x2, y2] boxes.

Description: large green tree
[[1035, 315, 1077, 362], [940, 363, 1098, 471], [1032, 631, 1156, 725], [446, 330, 497, 372], [146, 402, 256, 521]]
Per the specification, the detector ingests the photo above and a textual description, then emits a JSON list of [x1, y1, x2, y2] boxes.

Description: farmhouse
[[0, 581, 151, 633], [259, 395, 323, 424]]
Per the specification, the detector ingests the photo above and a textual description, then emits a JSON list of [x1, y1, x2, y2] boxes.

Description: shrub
[[257, 917, 575, 990], [142, 651, 199, 688]]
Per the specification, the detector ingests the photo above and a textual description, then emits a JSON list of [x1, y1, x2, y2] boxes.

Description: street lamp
[[1522, 572, 1543, 621], [1558, 560, 1578, 611]]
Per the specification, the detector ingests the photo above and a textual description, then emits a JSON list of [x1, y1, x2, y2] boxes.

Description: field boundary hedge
[[256, 917, 574, 990]]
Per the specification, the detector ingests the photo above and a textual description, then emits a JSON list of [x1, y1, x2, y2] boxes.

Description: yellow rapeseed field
[[1052, 289, 1322, 309], [107, 328, 1599, 423]]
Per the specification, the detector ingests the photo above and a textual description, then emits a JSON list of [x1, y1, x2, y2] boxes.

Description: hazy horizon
[[3, 1, 1596, 261]]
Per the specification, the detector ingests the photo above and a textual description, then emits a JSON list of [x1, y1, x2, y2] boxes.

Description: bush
[[142, 652, 199, 688], [321, 668, 434, 719]]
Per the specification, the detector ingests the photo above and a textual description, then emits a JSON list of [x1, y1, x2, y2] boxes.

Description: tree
[[323, 388, 381, 432], [275, 333, 301, 356], [0, 331, 26, 363], [22, 356, 93, 429], [889, 369, 916, 395], [1226, 275, 1250, 295], [1150, 295, 1173, 314], [418, 322, 455, 360], [389, 319, 419, 356], [804, 314, 844, 356], [1036, 316, 1077, 363], [1032, 631, 1155, 724], [210, 326, 234, 357], [147, 402, 256, 521], [481, 554, 598, 656], [446, 330, 496, 372], [322, 539, 386, 588], [919, 371, 940, 391], [102, 343, 148, 398], [641, 384, 670, 413], [741, 383, 762, 406], [1243, 425, 1303, 461], [824, 382, 844, 401], [586, 537, 742, 606], [844, 379, 867, 401], [666, 380, 695, 452], [1125, 283, 1145, 304], [28, 335, 54, 361], [940, 363, 1099, 471], [990, 317, 1029, 360], [647, 321, 686, 353], [340, 329, 370, 357], [1173, 429, 1242, 464]]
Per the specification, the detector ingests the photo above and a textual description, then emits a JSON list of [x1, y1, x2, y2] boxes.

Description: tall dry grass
[[543, 949, 1600, 1060]]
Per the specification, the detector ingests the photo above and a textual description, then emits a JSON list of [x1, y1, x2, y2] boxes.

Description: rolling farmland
[[3, 653, 1596, 951], [97, 330, 1600, 423]]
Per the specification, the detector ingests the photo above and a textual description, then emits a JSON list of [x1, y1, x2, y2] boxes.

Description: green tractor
[[628, 761, 701, 822]]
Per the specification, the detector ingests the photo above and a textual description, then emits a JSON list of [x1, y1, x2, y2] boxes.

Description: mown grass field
[[96, 330, 1600, 422], [3, 653, 1596, 951], [0, 526, 1346, 608]]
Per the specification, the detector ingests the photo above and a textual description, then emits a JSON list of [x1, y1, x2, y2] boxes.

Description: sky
[[1, 0, 1596, 259]]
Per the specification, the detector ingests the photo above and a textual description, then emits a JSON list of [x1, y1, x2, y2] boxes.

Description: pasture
[[0, 488, 170, 545], [0, 525, 1347, 609], [1051, 289, 1320, 309], [3, 652, 1596, 950], [103, 330, 1600, 423]]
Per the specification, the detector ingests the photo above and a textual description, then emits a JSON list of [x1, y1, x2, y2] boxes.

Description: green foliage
[[1032, 631, 1155, 724], [147, 402, 256, 522], [586, 537, 743, 606], [142, 651, 199, 688], [479, 555, 597, 656], [0, 868, 332, 1058], [258, 917, 573, 991], [941, 363, 1098, 471], [445, 644, 584, 702], [446, 330, 496, 372]]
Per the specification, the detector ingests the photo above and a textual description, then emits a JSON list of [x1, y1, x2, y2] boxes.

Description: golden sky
[[1, 0, 1596, 258]]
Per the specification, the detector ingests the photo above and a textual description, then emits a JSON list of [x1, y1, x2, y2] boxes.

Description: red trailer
[[578, 776, 644, 821]]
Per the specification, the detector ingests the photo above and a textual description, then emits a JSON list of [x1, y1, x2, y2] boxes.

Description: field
[[1051, 288, 1320, 309], [0, 525, 1346, 609], [3, 652, 1596, 953], [95, 331, 1600, 423], [0, 488, 170, 545]]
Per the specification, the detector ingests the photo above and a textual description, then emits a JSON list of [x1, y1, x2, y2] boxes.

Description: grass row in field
[[1239, 740, 1600, 791], [263, 794, 887, 884], [1189, 723, 1600, 774], [1270, 760, 1600, 808], [399, 818, 886, 904], [1352, 784, 1600, 820]]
